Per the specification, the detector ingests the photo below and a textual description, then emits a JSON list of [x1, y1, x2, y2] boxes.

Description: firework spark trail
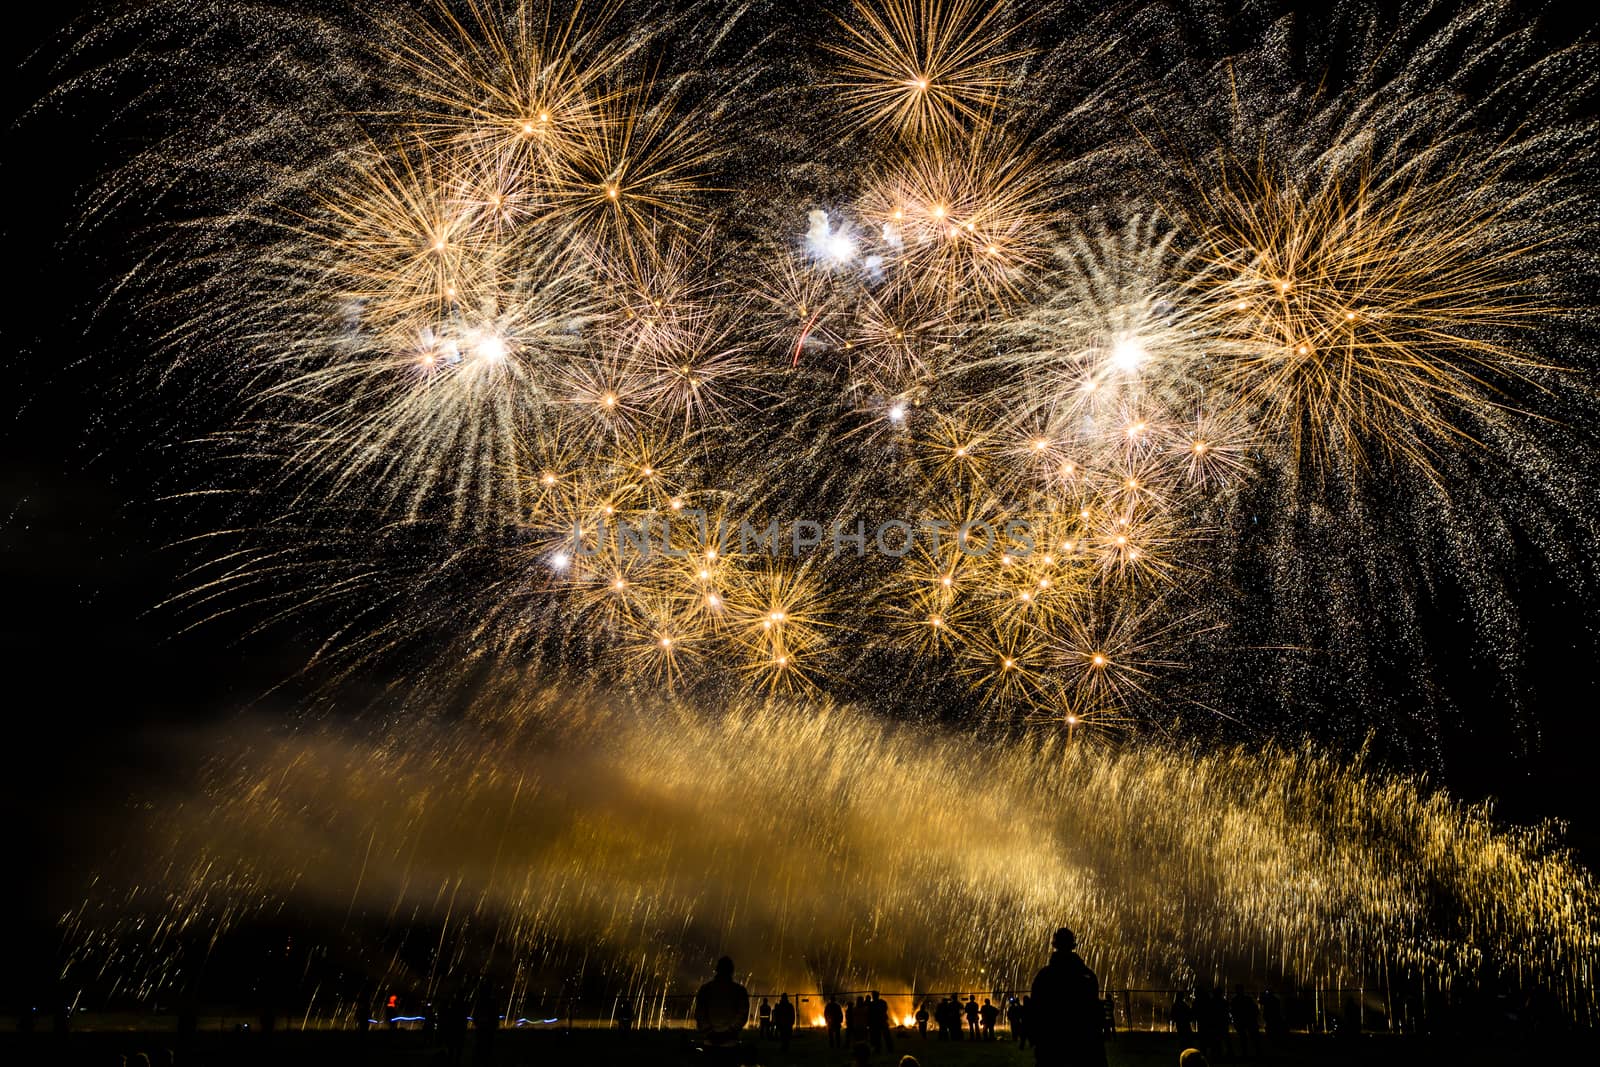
[[47, 0, 1595, 735], [60, 689, 1599, 1017]]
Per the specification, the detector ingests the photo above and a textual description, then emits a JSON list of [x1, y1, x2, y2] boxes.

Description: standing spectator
[[964, 995, 980, 1038], [1198, 988, 1231, 1061], [1199, 990, 1215, 1055], [472, 986, 499, 1067], [1028, 927, 1107, 1067], [758, 996, 772, 1039], [1285, 985, 1311, 1034], [1260, 988, 1286, 1043], [773, 993, 796, 1052], [824, 996, 844, 1048], [1012, 995, 1032, 1049], [869, 991, 895, 1053], [693, 956, 750, 1066], [1231, 985, 1261, 1057], [1340, 996, 1361, 1042], [915, 1000, 929, 1038], [1170, 991, 1194, 1036], [441, 997, 468, 1067], [1195, 989, 1215, 1059], [980, 998, 999, 1039]]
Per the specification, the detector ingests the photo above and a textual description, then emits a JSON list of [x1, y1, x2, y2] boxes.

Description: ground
[[0, 1027, 1573, 1066]]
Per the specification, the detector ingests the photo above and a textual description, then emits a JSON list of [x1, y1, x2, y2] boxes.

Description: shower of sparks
[[61, 690, 1600, 1019]]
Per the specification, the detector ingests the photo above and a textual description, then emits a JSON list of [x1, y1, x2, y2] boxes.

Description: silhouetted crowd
[[689, 925, 1452, 1066], [697, 926, 1112, 1066], [1168, 983, 1278, 1060], [28, 922, 1576, 1066]]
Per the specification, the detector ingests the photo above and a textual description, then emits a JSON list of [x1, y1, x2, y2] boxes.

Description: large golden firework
[[1190, 147, 1551, 474], [824, 0, 1032, 140], [132, 0, 1587, 741]]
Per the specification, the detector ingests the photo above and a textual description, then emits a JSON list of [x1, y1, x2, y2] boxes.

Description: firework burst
[[42, 0, 1600, 1021], [824, 0, 1032, 140]]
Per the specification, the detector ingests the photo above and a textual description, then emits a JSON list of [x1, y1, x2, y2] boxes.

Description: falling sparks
[[59, 690, 1600, 1019]]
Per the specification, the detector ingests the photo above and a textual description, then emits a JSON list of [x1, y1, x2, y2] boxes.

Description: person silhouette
[[1340, 995, 1360, 1042], [915, 1000, 929, 1038], [824, 996, 844, 1048], [441, 996, 468, 1067], [964, 995, 980, 1037], [980, 997, 999, 1039], [758, 996, 772, 1039], [1199, 988, 1231, 1060], [1231, 984, 1260, 1057], [1195, 988, 1216, 1059], [1170, 991, 1194, 1036], [869, 991, 895, 1053], [1028, 927, 1106, 1067], [471, 986, 499, 1067], [1259, 988, 1285, 1042], [693, 956, 750, 1065], [1013, 994, 1032, 1048], [773, 993, 796, 1052]]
